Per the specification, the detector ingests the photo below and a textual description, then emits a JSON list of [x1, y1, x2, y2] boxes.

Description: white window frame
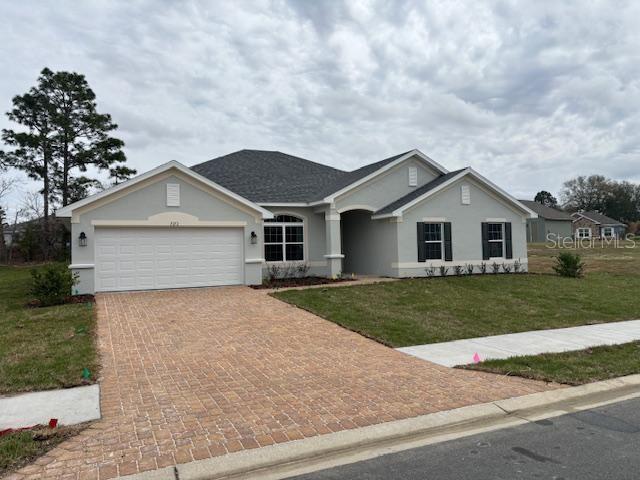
[[423, 222, 444, 260], [264, 215, 305, 263], [576, 227, 591, 239], [487, 222, 505, 259], [601, 226, 615, 237]]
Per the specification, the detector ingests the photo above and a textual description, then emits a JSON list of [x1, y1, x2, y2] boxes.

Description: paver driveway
[[13, 287, 556, 479]]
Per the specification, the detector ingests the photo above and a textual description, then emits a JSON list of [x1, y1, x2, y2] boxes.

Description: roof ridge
[[195, 149, 347, 173]]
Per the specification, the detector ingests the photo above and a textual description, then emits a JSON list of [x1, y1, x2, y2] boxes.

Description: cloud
[[1, 0, 639, 212]]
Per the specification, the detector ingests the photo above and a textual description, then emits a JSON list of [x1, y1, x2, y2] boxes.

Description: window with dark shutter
[[417, 222, 448, 261]]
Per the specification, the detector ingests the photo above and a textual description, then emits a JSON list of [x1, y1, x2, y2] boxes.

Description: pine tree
[[109, 165, 137, 185], [38, 68, 127, 206]]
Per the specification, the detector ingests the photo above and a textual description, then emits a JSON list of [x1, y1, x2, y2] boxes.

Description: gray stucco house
[[519, 200, 573, 243], [57, 149, 537, 294], [571, 211, 627, 239]]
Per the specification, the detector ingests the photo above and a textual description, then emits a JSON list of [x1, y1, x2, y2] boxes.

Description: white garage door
[[94, 227, 244, 292]]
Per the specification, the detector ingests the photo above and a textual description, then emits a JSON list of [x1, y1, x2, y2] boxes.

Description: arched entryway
[[340, 208, 379, 276]]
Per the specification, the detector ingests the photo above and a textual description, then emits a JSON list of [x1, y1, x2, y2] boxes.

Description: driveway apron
[[12, 287, 556, 479]]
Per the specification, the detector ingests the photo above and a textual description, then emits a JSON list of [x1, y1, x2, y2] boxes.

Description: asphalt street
[[289, 397, 640, 480]]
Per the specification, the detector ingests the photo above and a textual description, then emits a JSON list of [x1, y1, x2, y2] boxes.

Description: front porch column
[[324, 206, 343, 277]]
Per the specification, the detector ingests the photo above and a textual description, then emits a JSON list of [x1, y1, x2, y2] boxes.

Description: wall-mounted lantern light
[[79, 232, 87, 247], [250, 231, 258, 244]]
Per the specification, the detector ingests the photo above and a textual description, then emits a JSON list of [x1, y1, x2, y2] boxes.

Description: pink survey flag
[[472, 352, 481, 363]]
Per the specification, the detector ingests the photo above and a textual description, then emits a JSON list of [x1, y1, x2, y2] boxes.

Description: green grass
[[0, 426, 84, 476], [463, 342, 640, 385], [0, 266, 97, 394], [273, 272, 640, 347]]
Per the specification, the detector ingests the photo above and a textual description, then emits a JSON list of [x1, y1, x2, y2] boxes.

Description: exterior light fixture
[[250, 231, 258, 244], [79, 232, 87, 247]]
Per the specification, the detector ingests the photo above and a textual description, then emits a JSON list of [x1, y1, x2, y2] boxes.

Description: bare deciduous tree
[[0, 177, 19, 262]]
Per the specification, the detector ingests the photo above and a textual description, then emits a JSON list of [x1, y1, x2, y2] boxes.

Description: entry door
[[94, 227, 244, 292]]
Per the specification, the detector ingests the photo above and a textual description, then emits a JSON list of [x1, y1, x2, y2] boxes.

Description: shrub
[[296, 263, 310, 278], [30, 264, 79, 306], [491, 262, 501, 274], [513, 259, 522, 273], [425, 266, 436, 278], [439, 265, 449, 277], [479, 262, 487, 274], [453, 265, 463, 276], [502, 263, 512, 273], [553, 252, 585, 278], [465, 264, 475, 275], [267, 264, 282, 282]]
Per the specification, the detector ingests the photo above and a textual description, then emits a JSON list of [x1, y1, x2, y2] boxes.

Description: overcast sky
[[1, 1, 639, 214]]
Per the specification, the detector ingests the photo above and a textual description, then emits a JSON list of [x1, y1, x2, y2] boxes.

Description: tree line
[[534, 175, 640, 224], [0, 68, 137, 261]]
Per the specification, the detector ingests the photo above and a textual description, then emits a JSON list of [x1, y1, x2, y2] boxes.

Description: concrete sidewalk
[[0, 384, 100, 430], [397, 319, 640, 367]]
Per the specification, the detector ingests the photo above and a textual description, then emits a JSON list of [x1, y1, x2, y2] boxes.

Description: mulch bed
[[251, 276, 356, 289]]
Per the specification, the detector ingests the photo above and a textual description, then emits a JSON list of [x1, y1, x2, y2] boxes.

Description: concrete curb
[[0, 384, 101, 429], [122, 375, 640, 480]]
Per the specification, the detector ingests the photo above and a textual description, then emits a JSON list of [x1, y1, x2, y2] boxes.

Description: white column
[[324, 206, 343, 277]]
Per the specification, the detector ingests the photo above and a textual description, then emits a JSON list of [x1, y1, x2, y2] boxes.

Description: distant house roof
[[518, 200, 573, 221], [572, 211, 627, 226]]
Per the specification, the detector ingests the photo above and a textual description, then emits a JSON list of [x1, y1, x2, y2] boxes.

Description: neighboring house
[[2, 224, 15, 246], [57, 149, 537, 294], [519, 200, 573, 243], [571, 211, 627, 239]]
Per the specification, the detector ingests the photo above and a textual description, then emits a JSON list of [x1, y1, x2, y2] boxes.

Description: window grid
[[264, 216, 304, 262], [487, 223, 504, 258], [577, 228, 591, 239], [423, 223, 443, 260]]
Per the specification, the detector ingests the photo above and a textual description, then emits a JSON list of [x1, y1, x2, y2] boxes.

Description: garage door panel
[[95, 227, 244, 292]]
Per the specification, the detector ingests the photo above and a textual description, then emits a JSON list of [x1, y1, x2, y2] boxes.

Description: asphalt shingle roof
[[190, 149, 413, 203], [574, 211, 626, 225], [374, 169, 467, 215], [518, 200, 573, 221]]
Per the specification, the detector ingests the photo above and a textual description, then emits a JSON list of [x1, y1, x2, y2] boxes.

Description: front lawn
[[0, 266, 97, 394], [463, 342, 640, 385], [273, 272, 640, 347]]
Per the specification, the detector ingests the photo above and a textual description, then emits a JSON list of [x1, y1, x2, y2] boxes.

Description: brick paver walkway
[[13, 287, 557, 479]]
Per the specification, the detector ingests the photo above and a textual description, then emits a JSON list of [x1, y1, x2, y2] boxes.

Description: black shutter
[[417, 222, 426, 262], [418, 222, 427, 262], [505, 222, 513, 259], [443, 222, 453, 261], [481, 222, 489, 260]]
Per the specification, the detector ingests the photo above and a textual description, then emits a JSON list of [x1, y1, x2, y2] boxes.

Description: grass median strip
[[0, 266, 97, 394], [462, 342, 640, 385]]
